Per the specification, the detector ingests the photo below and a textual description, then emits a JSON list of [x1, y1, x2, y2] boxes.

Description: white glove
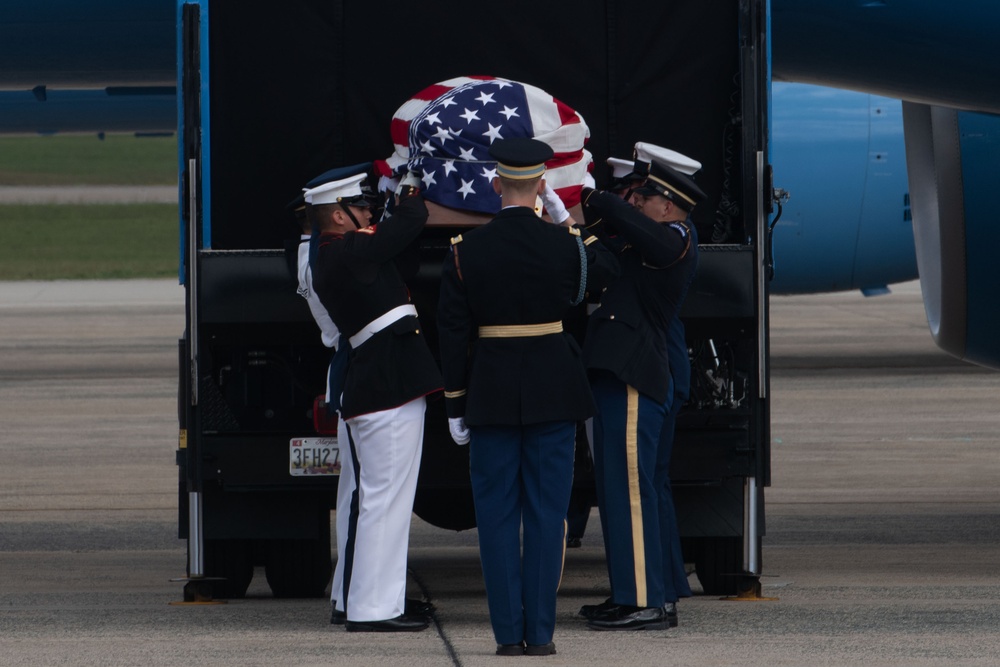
[[448, 417, 470, 446], [541, 184, 570, 224], [397, 170, 421, 192], [378, 175, 400, 196]]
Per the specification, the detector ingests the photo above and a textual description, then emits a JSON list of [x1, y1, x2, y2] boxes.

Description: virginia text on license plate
[[289, 437, 341, 476]]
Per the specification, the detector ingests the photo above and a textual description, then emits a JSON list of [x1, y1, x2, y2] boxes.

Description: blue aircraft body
[[770, 83, 914, 295], [0, 0, 996, 367]]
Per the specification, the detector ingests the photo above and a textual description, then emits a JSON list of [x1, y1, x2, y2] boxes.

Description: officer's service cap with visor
[[634, 159, 707, 212], [489, 137, 554, 180], [632, 142, 702, 178], [303, 163, 373, 208], [607, 156, 641, 190], [607, 157, 636, 180]]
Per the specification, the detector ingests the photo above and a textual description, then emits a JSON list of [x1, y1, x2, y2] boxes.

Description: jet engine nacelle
[[903, 103, 1000, 369]]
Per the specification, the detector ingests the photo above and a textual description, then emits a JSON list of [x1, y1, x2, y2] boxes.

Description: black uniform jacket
[[581, 189, 699, 405], [312, 195, 442, 419], [437, 205, 620, 426]]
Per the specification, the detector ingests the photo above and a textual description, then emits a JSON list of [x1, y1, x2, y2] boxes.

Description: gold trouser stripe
[[478, 321, 563, 338], [626, 385, 647, 606], [557, 518, 568, 591]]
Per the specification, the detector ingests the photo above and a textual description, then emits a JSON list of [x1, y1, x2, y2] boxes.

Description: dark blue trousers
[[655, 405, 693, 601], [469, 421, 575, 646], [592, 374, 667, 609], [658, 316, 693, 600]]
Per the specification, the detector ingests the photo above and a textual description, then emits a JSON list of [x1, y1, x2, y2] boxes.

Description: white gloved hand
[[541, 184, 570, 224], [448, 417, 471, 446], [378, 175, 400, 196], [395, 170, 422, 195]]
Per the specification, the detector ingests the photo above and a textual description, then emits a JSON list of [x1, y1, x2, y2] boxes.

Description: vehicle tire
[[202, 538, 255, 599], [263, 520, 332, 598], [693, 536, 741, 596]]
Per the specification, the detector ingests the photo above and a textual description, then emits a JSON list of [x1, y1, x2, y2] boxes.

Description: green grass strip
[[0, 204, 179, 280], [0, 134, 177, 186]]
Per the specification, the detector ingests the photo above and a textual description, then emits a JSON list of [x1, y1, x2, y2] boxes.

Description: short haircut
[[499, 175, 541, 198]]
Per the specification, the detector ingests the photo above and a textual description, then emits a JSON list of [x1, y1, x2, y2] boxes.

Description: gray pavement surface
[[1, 279, 1000, 666], [0, 185, 176, 204]]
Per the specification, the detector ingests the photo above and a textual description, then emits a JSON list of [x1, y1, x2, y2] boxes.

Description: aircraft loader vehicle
[[176, 0, 772, 600]]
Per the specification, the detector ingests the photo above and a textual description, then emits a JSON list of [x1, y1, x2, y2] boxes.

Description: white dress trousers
[[330, 412, 354, 612], [340, 396, 425, 621]]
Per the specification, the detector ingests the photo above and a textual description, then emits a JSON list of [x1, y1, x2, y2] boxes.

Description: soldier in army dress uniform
[[578, 157, 706, 631], [437, 138, 619, 655]]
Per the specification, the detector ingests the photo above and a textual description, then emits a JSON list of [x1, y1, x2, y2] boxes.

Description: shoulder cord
[[572, 235, 587, 306]]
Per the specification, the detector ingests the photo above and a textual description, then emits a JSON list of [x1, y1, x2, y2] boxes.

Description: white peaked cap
[[633, 141, 702, 176], [607, 157, 634, 179], [303, 172, 367, 206]]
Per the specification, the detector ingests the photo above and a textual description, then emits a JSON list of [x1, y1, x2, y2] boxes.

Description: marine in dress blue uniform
[[437, 138, 619, 655], [579, 157, 706, 631], [309, 167, 442, 632]]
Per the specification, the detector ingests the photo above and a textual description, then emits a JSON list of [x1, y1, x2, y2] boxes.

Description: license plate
[[289, 437, 341, 476]]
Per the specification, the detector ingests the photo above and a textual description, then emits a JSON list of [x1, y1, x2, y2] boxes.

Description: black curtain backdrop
[[207, 0, 740, 249]]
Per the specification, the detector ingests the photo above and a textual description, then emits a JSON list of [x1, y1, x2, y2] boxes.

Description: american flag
[[375, 76, 592, 215]]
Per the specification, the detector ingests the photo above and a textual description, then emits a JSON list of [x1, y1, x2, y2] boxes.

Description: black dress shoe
[[330, 604, 346, 625], [589, 603, 629, 622], [344, 614, 429, 632], [663, 601, 678, 628], [405, 598, 436, 616], [496, 643, 524, 656], [524, 642, 557, 656], [333, 599, 432, 625], [566, 536, 582, 548], [586, 605, 668, 631], [578, 597, 618, 619]]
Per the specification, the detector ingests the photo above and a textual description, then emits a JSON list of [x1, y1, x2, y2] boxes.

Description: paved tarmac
[[0, 185, 176, 204], [1, 279, 999, 666]]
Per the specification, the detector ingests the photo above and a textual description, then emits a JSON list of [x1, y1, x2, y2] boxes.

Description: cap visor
[[633, 185, 661, 197]]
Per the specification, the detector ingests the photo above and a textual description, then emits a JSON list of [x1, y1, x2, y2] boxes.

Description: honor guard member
[[634, 145, 701, 617], [288, 181, 351, 623], [437, 138, 619, 656], [584, 145, 702, 622], [578, 157, 706, 631], [295, 165, 362, 627], [308, 166, 442, 633]]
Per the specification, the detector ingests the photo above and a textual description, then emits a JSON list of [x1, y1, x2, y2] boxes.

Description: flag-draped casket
[[375, 76, 591, 225]]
